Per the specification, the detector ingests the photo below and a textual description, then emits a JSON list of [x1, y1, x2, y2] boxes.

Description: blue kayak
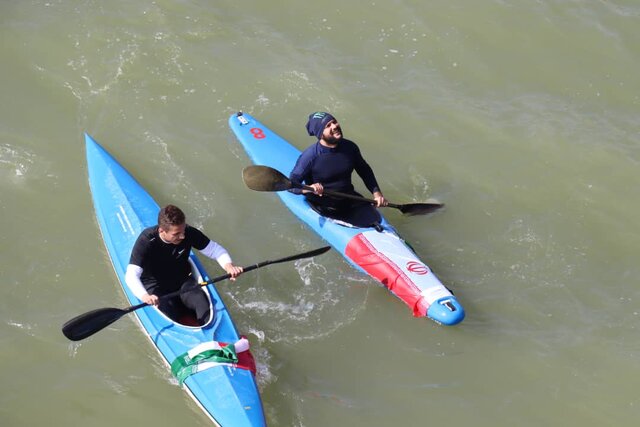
[[228, 112, 464, 325], [85, 133, 266, 426]]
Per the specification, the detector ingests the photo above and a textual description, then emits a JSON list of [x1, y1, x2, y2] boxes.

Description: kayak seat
[[178, 313, 200, 327]]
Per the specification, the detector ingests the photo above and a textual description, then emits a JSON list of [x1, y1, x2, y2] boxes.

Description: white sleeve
[[125, 264, 148, 300], [200, 240, 233, 267]]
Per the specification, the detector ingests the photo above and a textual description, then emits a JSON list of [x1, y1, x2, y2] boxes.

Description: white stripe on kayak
[[359, 230, 452, 304], [187, 338, 250, 359], [116, 212, 127, 233], [118, 205, 135, 235]]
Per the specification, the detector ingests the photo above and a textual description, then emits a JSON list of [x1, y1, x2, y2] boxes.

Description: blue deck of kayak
[[85, 134, 265, 426]]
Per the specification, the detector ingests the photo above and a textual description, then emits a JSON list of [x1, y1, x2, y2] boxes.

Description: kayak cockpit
[[153, 257, 215, 328]]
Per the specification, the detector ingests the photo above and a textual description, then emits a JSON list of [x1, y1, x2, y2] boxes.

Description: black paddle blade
[[242, 165, 293, 192], [397, 202, 444, 216], [62, 307, 128, 341]]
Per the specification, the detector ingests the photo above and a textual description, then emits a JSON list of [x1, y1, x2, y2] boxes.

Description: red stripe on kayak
[[235, 349, 257, 374], [345, 233, 429, 317], [220, 336, 257, 374]]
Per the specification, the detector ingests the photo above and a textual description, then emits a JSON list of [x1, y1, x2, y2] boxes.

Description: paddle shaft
[[134, 245, 332, 310], [298, 183, 403, 208], [304, 187, 443, 215], [62, 246, 331, 341], [242, 165, 443, 215]]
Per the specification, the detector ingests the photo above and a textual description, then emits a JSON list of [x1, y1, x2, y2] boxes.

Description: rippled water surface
[[2, 1, 639, 426]]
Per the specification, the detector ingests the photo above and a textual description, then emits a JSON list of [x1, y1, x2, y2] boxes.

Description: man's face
[[159, 223, 186, 244], [321, 119, 342, 144]]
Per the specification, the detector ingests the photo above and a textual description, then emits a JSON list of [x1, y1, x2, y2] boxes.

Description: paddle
[[242, 165, 444, 216], [62, 245, 331, 341]]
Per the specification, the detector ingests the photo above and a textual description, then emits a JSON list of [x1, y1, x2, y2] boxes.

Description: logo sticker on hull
[[406, 261, 429, 275]]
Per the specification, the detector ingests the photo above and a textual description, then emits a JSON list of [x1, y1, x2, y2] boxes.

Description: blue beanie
[[306, 112, 336, 140]]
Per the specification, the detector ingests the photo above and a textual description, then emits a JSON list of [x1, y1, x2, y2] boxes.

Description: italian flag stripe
[[171, 337, 251, 385]]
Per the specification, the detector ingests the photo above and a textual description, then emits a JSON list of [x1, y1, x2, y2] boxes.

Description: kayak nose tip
[[427, 297, 465, 325]]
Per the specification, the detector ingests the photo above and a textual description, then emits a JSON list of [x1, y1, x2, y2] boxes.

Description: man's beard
[[324, 128, 342, 145]]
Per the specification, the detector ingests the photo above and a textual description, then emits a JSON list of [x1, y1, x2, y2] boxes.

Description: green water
[[2, 1, 639, 426]]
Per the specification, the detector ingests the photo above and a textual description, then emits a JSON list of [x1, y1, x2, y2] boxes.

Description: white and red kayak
[[228, 112, 464, 325]]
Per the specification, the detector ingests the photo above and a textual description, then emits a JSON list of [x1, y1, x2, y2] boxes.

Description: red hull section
[[345, 233, 430, 317]]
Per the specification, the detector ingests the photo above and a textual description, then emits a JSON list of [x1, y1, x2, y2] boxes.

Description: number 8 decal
[[250, 128, 266, 139]]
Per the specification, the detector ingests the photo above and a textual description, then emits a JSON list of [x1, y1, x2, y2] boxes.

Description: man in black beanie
[[289, 112, 387, 228]]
